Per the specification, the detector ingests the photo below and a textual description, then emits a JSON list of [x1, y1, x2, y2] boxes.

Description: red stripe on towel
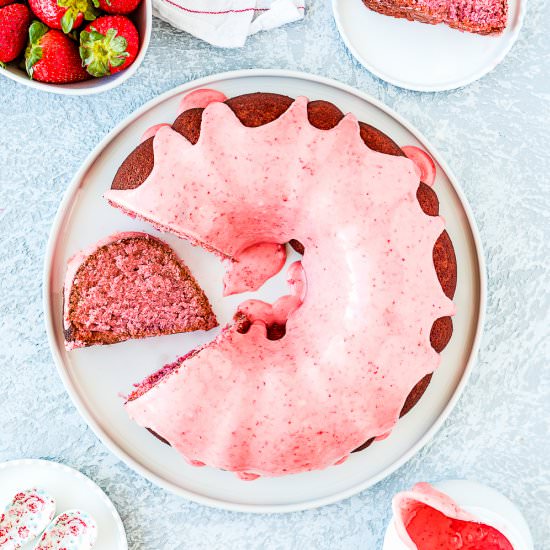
[[161, 1, 305, 15]]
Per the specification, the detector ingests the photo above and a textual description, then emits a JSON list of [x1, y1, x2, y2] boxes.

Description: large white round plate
[[0, 459, 127, 549], [44, 70, 486, 513], [332, 0, 525, 91]]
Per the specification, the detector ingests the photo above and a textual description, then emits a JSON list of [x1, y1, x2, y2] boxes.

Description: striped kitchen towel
[[153, 0, 305, 47]]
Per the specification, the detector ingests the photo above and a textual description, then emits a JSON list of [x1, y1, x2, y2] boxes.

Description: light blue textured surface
[[0, 1, 549, 549]]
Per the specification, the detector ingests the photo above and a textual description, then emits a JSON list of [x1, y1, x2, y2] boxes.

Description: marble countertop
[[0, 1, 548, 548]]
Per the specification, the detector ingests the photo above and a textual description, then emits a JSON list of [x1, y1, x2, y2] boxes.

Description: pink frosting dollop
[[106, 94, 455, 478], [177, 88, 228, 115], [141, 124, 171, 143]]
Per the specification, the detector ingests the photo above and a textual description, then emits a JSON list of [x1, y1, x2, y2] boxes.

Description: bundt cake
[[361, 0, 508, 35], [105, 90, 457, 478], [63, 232, 217, 350]]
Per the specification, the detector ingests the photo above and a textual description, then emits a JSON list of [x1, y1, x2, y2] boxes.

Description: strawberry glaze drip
[[177, 88, 228, 115], [223, 242, 286, 296], [141, 123, 171, 143]]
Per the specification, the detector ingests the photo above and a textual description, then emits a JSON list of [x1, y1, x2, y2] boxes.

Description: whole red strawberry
[[80, 15, 138, 76], [28, 0, 96, 33], [25, 21, 90, 82], [0, 3, 31, 63], [93, 0, 141, 15]]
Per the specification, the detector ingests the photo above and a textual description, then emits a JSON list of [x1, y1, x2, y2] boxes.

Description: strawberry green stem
[[25, 21, 49, 79], [58, 0, 97, 33], [79, 27, 128, 77]]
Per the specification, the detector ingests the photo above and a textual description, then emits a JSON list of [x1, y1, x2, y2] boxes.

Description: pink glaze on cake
[[106, 97, 455, 478], [401, 146, 436, 187], [141, 123, 171, 143], [223, 242, 286, 296], [177, 88, 228, 115], [393, 483, 514, 549], [236, 261, 305, 326], [63, 232, 217, 350]]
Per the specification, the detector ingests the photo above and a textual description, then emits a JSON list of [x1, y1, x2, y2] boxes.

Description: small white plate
[[43, 69, 486, 513], [383, 480, 533, 550], [332, 0, 525, 92], [0, 459, 127, 549]]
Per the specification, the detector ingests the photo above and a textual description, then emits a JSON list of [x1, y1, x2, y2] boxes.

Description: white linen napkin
[[153, 0, 306, 48]]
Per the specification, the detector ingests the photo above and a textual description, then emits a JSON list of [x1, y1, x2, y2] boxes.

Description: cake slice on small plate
[[361, 0, 508, 35], [63, 232, 217, 350]]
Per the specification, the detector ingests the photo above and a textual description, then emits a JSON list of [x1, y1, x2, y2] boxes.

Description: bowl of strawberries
[[0, 0, 150, 93]]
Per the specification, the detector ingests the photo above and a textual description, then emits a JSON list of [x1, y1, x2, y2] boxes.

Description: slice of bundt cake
[[63, 232, 217, 350], [362, 0, 508, 35]]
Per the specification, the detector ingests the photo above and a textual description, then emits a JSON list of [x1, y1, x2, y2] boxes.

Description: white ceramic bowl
[[383, 480, 533, 550], [0, 0, 151, 95]]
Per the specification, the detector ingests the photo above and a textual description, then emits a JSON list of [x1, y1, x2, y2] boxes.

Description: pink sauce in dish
[[394, 483, 514, 550], [107, 94, 455, 478], [407, 506, 514, 549]]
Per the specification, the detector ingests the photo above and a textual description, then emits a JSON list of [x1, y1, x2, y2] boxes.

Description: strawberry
[[92, 0, 141, 15], [28, 0, 96, 34], [0, 3, 31, 64], [80, 15, 138, 76], [0, 0, 15, 8], [25, 21, 90, 82]]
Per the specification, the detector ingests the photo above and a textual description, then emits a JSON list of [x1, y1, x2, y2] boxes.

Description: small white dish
[[0, 459, 127, 549], [383, 480, 533, 550], [43, 69, 486, 513], [0, 0, 151, 95], [332, 0, 525, 92]]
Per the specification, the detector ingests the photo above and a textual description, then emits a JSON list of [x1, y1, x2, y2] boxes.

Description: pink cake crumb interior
[[446, 0, 504, 25], [68, 237, 216, 341], [417, 0, 505, 25], [127, 357, 185, 402], [368, 0, 508, 32]]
